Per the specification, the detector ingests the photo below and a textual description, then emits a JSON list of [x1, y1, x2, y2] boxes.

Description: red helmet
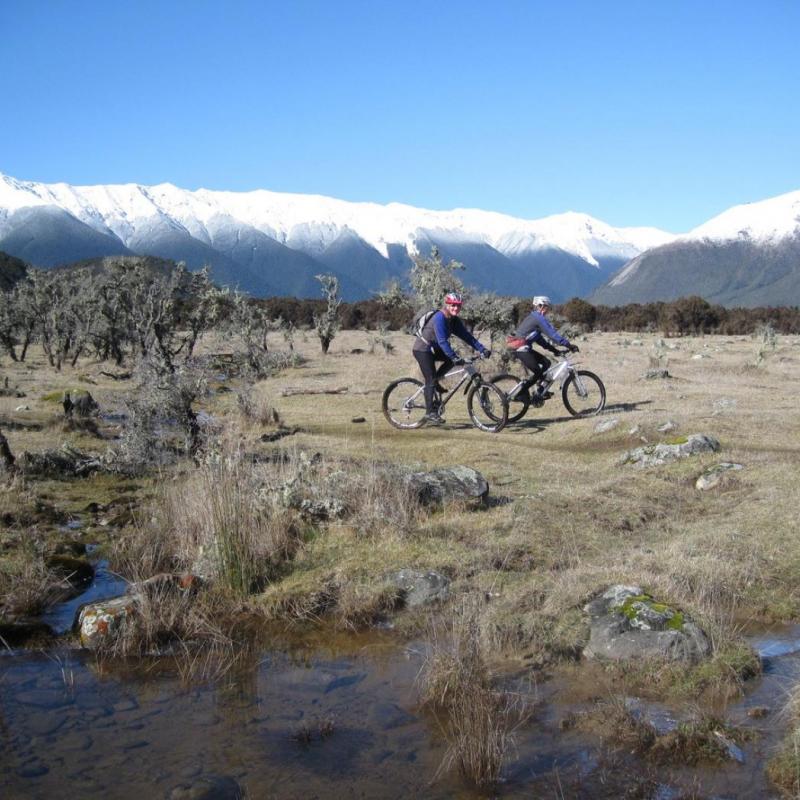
[[443, 292, 463, 306]]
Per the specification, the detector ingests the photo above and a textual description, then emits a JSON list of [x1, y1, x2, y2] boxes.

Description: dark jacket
[[413, 310, 485, 360]]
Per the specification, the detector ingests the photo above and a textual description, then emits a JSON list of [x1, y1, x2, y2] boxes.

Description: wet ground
[[3, 578, 800, 798]]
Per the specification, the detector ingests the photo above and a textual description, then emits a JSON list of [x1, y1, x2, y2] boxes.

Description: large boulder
[[619, 434, 721, 468], [404, 465, 489, 507], [583, 585, 711, 664]]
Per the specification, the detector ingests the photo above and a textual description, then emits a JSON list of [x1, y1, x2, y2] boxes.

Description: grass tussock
[[767, 684, 800, 798], [237, 384, 281, 427], [0, 556, 58, 619], [420, 599, 530, 788], [138, 452, 305, 598]]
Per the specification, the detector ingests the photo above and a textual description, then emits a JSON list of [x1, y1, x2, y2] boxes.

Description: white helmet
[[532, 295, 552, 308]]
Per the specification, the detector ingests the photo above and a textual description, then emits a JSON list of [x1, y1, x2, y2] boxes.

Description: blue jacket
[[514, 311, 570, 349], [413, 310, 486, 360]]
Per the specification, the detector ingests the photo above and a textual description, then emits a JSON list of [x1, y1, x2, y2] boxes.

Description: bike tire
[[561, 370, 606, 417], [382, 378, 427, 429], [466, 381, 508, 433], [488, 372, 530, 423]]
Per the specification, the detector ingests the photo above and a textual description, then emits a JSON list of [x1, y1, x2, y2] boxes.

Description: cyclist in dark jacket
[[412, 292, 491, 425], [512, 295, 578, 398]]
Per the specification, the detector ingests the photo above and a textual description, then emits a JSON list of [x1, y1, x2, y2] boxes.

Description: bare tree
[[313, 274, 341, 354], [409, 246, 465, 311]]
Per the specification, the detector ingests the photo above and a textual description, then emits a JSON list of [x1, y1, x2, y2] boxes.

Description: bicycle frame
[[507, 353, 578, 398], [436, 361, 483, 409]]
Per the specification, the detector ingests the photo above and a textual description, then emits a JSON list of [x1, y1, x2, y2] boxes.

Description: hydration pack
[[410, 309, 437, 341]]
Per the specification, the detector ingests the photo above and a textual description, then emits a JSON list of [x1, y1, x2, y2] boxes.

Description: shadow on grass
[[496, 399, 654, 434]]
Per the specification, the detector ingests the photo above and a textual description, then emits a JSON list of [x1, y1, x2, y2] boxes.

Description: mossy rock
[[616, 594, 685, 632], [583, 585, 712, 664]]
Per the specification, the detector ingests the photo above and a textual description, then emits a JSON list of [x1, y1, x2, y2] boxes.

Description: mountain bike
[[489, 350, 606, 422], [382, 355, 509, 433]]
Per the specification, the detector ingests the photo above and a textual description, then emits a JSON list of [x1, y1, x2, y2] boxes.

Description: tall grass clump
[[420, 598, 528, 788], [767, 685, 800, 797], [236, 382, 281, 427], [181, 452, 301, 597], [118, 449, 303, 600]]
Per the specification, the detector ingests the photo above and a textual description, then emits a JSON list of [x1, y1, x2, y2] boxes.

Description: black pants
[[413, 350, 453, 413], [514, 348, 551, 383]]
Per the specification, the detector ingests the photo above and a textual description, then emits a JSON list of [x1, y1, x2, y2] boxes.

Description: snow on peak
[[0, 171, 678, 262], [684, 190, 800, 245]]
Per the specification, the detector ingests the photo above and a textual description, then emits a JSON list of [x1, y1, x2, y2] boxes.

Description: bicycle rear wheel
[[382, 378, 427, 429], [562, 370, 606, 417], [488, 373, 530, 423], [467, 382, 508, 432]]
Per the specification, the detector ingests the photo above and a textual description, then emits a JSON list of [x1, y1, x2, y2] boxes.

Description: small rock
[[657, 421, 677, 433], [593, 418, 619, 434], [388, 569, 450, 608], [168, 774, 245, 800], [695, 462, 743, 491], [404, 465, 489, 507], [712, 397, 737, 414], [77, 595, 138, 649], [643, 369, 670, 380], [714, 730, 745, 763], [620, 433, 721, 468]]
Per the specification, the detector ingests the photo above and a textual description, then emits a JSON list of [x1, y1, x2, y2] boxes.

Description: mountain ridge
[[0, 172, 674, 300]]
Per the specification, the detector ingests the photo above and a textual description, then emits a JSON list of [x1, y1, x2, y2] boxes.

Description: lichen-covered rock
[[77, 595, 138, 649], [583, 585, 711, 664], [404, 465, 488, 507], [620, 433, 721, 468], [695, 462, 743, 491], [387, 569, 450, 608]]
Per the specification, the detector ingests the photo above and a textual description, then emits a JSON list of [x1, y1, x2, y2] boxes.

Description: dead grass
[[767, 684, 800, 798], [419, 598, 531, 787], [3, 330, 800, 689]]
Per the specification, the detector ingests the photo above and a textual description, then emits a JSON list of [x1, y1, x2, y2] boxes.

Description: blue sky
[[2, 0, 798, 232]]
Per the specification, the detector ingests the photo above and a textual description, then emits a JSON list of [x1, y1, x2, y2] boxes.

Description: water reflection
[[2, 622, 800, 798]]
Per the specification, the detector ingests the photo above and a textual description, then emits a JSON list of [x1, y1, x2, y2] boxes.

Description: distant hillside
[[0, 249, 28, 291], [591, 234, 800, 307]]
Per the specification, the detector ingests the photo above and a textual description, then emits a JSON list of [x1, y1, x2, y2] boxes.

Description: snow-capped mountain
[[0, 172, 674, 300], [591, 190, 800, 307]]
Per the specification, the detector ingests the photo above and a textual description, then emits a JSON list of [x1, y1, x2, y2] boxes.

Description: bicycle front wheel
[[562, 370, 606, 417], [382, 378, 427, 429], [467, 382, 508, 433], [488, 373, 530, 423]]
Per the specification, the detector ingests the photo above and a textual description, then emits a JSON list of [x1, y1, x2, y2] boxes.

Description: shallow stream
[[3, 577, 800, 798]]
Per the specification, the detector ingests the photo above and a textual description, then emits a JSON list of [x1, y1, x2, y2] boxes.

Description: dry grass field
[[4, 325, 800, 792], [2, 327, 800, 690]]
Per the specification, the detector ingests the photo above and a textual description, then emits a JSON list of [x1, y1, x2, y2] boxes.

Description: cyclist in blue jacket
[[512, 295, 578, 398], [412, 292, 491, 425]]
